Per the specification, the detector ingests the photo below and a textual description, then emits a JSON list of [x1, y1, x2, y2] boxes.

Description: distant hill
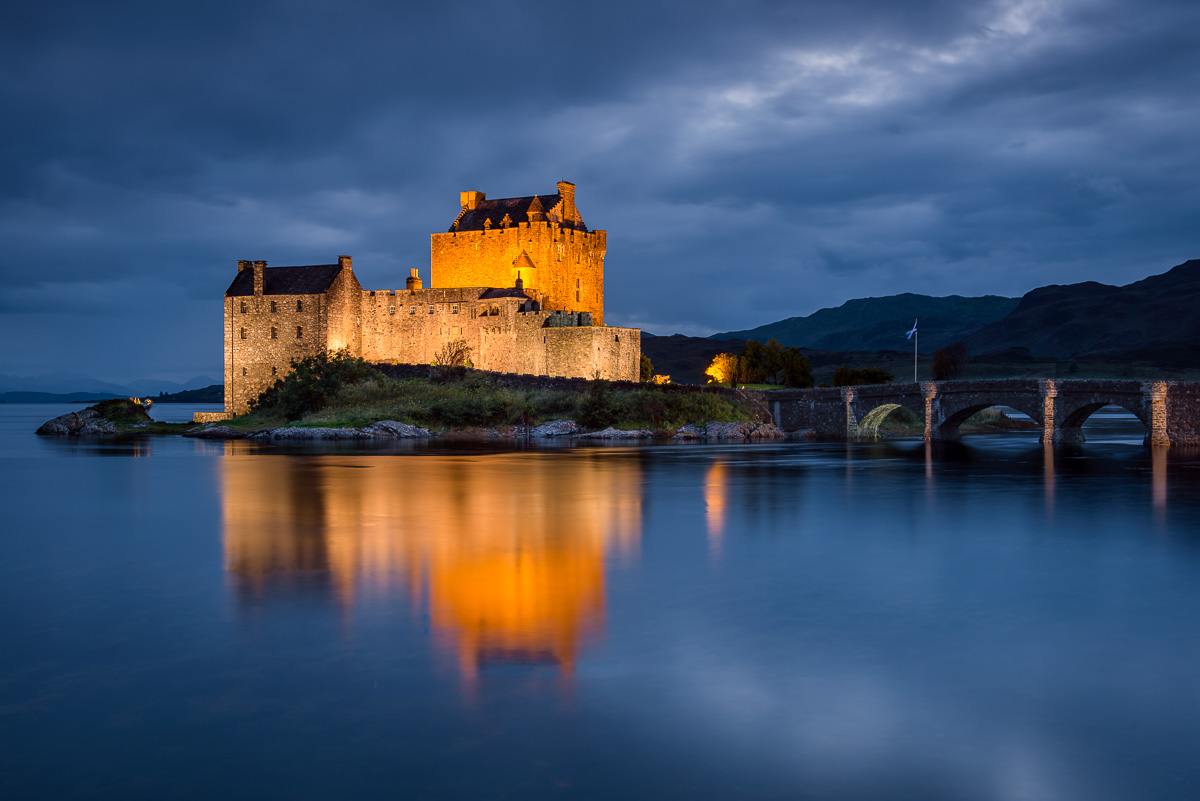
[[153, 384, 223, 403], [711, 294, 1019, 353], [0, 391, 126, 404], [707, 259, 1200, 366], [0, 373, 220, 397], [966, 259, 1200, 361]]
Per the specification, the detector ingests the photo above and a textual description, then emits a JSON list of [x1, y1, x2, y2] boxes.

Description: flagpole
[[913, 328, 918, 384]]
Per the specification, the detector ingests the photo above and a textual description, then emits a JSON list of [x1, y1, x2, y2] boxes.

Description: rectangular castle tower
[[430, 181, 607, 325]]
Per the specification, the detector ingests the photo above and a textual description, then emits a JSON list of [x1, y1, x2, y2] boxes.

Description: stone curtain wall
[[545, 326, 640, 381], [430, 224, 607, 325], [360, 287, 640, 382], [225, 292, 326, 414], [360, 287, 490, 368]]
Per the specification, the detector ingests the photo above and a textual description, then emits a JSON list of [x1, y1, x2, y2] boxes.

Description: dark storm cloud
[[1, 0, 1197, 378]]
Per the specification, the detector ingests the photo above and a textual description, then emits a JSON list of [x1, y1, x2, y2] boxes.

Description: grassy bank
[[233, 371, 757, 432]]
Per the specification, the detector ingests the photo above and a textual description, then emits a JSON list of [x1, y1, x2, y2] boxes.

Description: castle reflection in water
[[220, 449, 645, 680]]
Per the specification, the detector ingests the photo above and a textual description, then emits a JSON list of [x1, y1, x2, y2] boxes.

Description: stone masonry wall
[[545, 326, 640, 382], [225, 292, 326, 413], [430, 223, 607, 324]]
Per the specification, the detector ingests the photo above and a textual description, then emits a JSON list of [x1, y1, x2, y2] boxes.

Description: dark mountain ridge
[[966, 259, 1200, 359], [711, 259, 1200, 363], [712, 294, 1019, 353]]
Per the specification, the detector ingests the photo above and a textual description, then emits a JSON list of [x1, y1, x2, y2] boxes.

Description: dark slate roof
[[225, 264, 342, 297], [479, 287, 533, 300], [452, 194, 588, 232]]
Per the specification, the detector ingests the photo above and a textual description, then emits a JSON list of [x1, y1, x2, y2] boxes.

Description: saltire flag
[[906, 319, 918, 340]]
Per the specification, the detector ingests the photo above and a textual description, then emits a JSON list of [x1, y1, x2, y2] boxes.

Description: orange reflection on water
[[221, 451, 642, 682], [704, 459, 728, 557]]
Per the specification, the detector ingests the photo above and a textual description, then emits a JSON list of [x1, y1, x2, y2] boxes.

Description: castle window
[[451, 304, 459, 314], [296, 300, 303, 312], [240, 327, 246, 339], [410, 305, 416, 314], [389, 306, 396, 315], [272, 366, 278, 376], [296, 326, 303, 339], [429, 305, 435, 314], [242, 367, 247, 376], [271, 327, 277, 340], [270, 301, 277, 313], [240, 301, 247, 314]]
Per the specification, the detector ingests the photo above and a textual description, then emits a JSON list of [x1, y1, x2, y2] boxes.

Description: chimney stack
[[406, 268, 423, 291], [557, 181, 576, 219], [237, 260, 251, 273], [460, 190, 485, 210], [252, 260, 266, 296], [338, 255, 352, 272]]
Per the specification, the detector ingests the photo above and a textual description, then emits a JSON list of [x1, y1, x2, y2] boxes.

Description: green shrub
[[252, 350, 382, 421], [579, 379, 618, 428], [93, 398, 152, 424]]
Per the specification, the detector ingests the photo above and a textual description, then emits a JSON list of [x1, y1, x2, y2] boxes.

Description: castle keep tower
[[431, 181, 607, 324]]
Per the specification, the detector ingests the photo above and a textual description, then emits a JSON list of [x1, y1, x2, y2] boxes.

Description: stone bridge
[[765, 379, 1200, 446]]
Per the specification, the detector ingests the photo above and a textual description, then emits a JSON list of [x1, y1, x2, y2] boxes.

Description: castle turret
[[526, 195, 546, 223], [460, 190, 485, 210]]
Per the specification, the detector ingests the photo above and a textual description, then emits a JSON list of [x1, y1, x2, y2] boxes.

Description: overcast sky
[[2, 0, 1197, 382]]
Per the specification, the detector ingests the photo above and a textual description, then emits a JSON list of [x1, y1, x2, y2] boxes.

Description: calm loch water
[[2, 404, 1200, 800]]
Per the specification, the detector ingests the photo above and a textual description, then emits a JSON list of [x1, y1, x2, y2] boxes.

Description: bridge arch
[[933, 399, 1045, 440], [1056, 401, 1149, 443], [857, 400, 925, 438]]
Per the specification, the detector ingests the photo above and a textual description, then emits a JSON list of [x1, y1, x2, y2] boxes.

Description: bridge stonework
[[767, 379, 1200, 447]]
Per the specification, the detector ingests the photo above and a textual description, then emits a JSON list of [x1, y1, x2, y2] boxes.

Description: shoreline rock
[[36, 409, 118, 436], [45, 410, 794, 445]]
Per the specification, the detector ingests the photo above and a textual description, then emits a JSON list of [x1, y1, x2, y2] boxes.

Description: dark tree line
[[714, 338, 814, 388]]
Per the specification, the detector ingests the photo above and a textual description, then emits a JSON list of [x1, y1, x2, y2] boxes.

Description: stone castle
[[215, 181, 640, 415]]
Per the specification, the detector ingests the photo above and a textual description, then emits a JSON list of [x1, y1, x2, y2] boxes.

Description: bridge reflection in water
[[220, 450, 642, 683]]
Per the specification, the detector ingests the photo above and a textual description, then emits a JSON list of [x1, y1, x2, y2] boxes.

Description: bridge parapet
[[767, 378, 1200, 447]]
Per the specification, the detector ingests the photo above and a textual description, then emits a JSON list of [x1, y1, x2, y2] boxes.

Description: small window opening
[[296, 326, 303, 339], [240, 301, 247, 314], [410, 305, 416, 315], [240, 327, 246, 339], [429, 305, 435, 314], [272, 366, 278, 376], [296, 300, 303, 312], [452, 304, 459, 314], [270, 301, 277, 313], [389, 306, 396, 315], [242, 367, 248, 376], [270, 327, 277, 340]]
